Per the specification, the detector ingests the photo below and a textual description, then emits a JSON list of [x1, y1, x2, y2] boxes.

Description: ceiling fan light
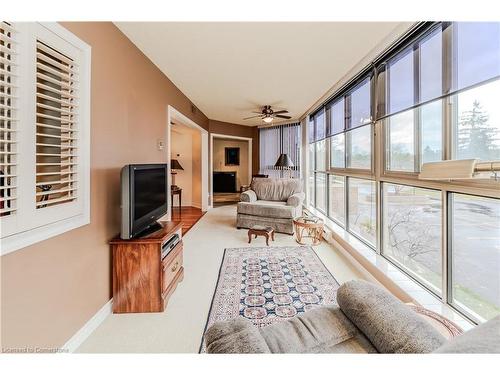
[[263, 116, 273, 123]]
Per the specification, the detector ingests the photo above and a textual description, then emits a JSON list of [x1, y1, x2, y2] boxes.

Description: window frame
[[305, 21, 500, 324], [1, 22, 91, 255]]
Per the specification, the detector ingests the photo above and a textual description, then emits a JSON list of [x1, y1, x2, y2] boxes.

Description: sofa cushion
[[205, 317, 271, 354], [259, 306, 377, 353], [433, 315, 500, 353], [337, 280, 446, 353], [237, 201, 295, 219], [251, 178, 302, 201]]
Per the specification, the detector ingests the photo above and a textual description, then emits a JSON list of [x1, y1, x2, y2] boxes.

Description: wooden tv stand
[[111, 221, 184, 313]]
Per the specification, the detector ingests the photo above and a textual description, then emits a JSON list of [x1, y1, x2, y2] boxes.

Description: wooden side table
[[293, 217, 324, 246], [171, 187, 182, 213], [248, 225, 275, 246]]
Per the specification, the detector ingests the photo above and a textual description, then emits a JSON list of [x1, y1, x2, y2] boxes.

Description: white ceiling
[[116, 22, 403, 126]]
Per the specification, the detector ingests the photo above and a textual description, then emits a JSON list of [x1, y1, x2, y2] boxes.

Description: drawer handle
[[171, 261, 179, 273]]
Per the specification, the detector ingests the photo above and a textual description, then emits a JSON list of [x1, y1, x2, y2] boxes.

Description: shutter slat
[[0, 21, 17, 216], [0, 22, 16, 33], [36, 153, 74, 157], [0, 57, 17, 66], [36, 142, 76, 149], [36, 62, 77, 82], [36, 171, 74, 177], [36, 162, 77, 166], [0, 207, 16, 215], [37, 102, 76, 116], [0, 67, 18, 76], [37, 42, 77, 67], [36, 82, 77, 99], [0, 31, 16, 44], [37, 93, 78, 108], [36, 72, 76, 91], [36, 179, 77, 186], [36, 113, 76, 124], [36, 187, 76, 196], [0, 45, 16, 55], [36, 52, 73, 73], [0, 115, 19, 121], [37, 122, 78, 132], [36, 132, 77, 141]]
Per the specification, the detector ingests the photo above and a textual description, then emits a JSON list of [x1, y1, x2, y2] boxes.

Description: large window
[[348, 178, 376, 246], [328, 175, 345, 226], [450, 194, 500, 321], [347, 125, 371, 169], [453, 79, 500, 161], [307, 21, 500, 324], [382, 184, 442, 293], [259, 122, 301, 178], [315, 173, 327, 213]]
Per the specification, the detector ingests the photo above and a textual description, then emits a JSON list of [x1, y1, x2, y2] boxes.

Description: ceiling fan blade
[[243, 115, 263, 120], [273, 110, 289, 114], [275, 115, 292, 119], [252, 111, 263, 114]]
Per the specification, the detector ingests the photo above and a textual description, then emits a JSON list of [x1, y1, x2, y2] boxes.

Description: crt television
[[120, 164, 168, 239]]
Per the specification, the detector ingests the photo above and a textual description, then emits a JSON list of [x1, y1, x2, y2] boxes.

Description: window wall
[[259, 122, 301, 178], [307, 21, 500, 323]]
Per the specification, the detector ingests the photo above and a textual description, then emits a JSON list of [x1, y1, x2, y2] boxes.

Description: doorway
[[210, 134, 252, 207], [167, 106, 208, 233]]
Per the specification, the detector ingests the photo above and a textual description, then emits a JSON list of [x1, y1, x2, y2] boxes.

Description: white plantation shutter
[[0, 22, 17, 218], [35, 40, 78, 209], [0, 23, 90, 255]]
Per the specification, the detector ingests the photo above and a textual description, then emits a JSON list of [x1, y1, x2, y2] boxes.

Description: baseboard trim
[[62, 298, 113, 353]]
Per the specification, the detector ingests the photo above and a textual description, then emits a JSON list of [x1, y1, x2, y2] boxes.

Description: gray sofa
[[204, 280, 500, 354], [236, 178, 304, 234]]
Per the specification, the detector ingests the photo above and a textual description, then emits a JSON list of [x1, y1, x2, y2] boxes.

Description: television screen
[[120, 164, 168, 239], [133, 167, 167, 220]]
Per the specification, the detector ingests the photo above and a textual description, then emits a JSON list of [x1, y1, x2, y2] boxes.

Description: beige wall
[[170, 126, 202, 208], [1, 22, 209, 350], [213, 139, 250, 189], [208, 120, 259, 175]]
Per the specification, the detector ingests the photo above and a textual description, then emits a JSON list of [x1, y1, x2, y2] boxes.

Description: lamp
[[274, 153, 294, 178], [262, 115, 273, 123], [170, 159, 184, 189]]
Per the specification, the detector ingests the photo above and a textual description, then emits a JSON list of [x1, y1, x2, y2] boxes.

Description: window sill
[[305, 205, 475, 331]]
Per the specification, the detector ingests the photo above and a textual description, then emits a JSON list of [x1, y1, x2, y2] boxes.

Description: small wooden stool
[[248, 225, 275, 246]]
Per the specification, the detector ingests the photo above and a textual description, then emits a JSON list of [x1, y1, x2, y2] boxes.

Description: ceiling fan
[[243, 105, 292, 123]]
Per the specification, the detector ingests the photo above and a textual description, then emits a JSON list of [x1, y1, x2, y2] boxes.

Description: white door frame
[[167, 105, 209, 219], [209, 133, 253, 209]]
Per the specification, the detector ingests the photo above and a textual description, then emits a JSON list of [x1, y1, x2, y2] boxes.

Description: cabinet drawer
[[162, 245, 183, 294]]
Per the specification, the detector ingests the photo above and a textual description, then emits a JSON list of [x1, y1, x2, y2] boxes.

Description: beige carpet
[[76, 204, 365, 353]]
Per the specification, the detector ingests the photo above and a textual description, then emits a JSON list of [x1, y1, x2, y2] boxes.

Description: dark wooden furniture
[[248, 225, 275, 246], [111, 221, 184, 313], [213, 171, 237, 193], [171, 187, 182, 213]]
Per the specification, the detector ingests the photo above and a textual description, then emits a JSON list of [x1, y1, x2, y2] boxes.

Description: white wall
[[213, 138, 249, 190], [171, 125, 201, 207]]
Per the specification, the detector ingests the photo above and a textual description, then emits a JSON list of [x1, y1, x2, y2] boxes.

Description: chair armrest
[[240, 190, 257, 202], [286, 192, 305, 207], [205, 317, 271, 353], [337, 280, 446, 353]]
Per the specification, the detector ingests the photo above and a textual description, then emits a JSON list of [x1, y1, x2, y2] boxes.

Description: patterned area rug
[[200, 246, 340, 352]]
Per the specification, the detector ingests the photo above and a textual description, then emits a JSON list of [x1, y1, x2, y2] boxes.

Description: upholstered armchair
[[236, 178, 304, 234]]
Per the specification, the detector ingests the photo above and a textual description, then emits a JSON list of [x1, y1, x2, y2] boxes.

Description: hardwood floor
[[170, 206, 206, 235]]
